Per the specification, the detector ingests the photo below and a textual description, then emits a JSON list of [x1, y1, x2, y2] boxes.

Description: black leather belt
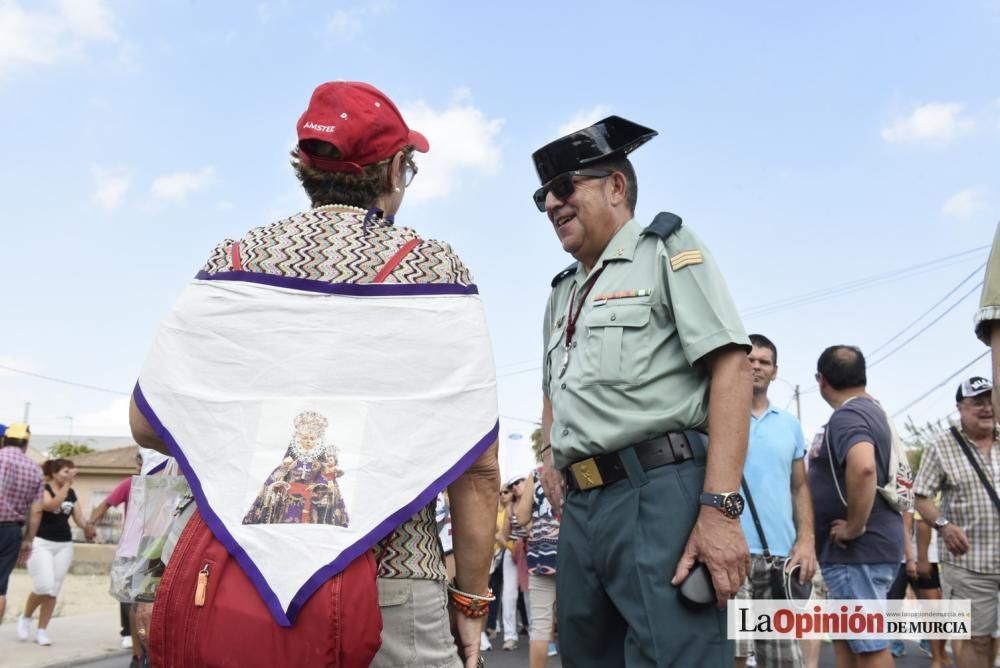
[[565, 432, 698, 492], [0, 521, 24, 527]]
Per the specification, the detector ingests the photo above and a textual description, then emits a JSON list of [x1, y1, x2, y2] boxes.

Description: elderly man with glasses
[[532, 116, 753, 667], [914, 377, 1000, 668]]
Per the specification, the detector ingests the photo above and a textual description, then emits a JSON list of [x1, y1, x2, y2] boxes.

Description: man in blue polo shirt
[[735, 335, 817, 668]]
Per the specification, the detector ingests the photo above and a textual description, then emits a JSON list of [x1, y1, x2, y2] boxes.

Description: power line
[[0, 364, 129, 396], [892, 350, 990, 417], [868, 282, 982, 368], [869, 263, 985, 356], [500, 414, 540, 425], [742, 246, 988, 319]]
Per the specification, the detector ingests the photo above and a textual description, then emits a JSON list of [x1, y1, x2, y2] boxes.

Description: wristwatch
[[933, 517, 950, 529], [699, 491, 745, 519]]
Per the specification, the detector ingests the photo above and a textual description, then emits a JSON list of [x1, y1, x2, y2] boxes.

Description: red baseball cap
[[296, 81, 429, 173]]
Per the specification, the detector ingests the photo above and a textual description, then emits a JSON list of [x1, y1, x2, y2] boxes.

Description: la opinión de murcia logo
[[728, 600, 971, 640]]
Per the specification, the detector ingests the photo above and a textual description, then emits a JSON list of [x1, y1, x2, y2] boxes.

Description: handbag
[[109, 462, 191, 602], [741, 476, 812, 602], [949, 426, 1000, 516], [149, 509, 382, 667]]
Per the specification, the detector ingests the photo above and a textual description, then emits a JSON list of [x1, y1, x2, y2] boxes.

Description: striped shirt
[[526, 470, 559, 576], [913, 427, 1000, 574], [0, 446, 44, 523]]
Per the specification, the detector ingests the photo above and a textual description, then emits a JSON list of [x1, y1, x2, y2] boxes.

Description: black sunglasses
[[532, 169, 612, 211]]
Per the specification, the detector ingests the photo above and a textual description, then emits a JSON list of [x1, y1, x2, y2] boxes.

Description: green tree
[[900, 416, 949, 475], [530, 427, 544, 463], [48, 440, 96, 458]]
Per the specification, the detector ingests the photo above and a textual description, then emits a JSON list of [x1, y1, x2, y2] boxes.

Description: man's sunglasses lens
[[532, 174, 576, 211], [533, 188, 547, 211], [549, 174, 575, 200]]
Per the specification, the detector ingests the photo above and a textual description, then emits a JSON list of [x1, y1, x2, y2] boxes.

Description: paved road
[[72, 639, 940, 668]]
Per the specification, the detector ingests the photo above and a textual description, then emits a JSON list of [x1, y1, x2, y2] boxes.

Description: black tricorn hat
[[532, 115, 657, 185]]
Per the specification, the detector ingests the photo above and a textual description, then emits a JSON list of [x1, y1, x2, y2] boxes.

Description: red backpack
[[148, 510, 382, 667]]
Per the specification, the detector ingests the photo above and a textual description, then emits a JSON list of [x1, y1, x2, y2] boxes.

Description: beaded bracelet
[[447, 584, 495, 618]]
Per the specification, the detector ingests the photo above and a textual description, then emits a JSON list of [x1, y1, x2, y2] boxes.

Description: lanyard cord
[[564, 267, 605, 349]]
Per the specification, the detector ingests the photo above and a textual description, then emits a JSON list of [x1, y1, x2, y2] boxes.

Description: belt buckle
[[570, 458, 604, 490]]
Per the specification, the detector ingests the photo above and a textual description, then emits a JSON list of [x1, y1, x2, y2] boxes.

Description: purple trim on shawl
[[193, 270, 479, 296], [363, 207, 384, 233], [132, 382, 498, 627], [145, 460, 168, 476]]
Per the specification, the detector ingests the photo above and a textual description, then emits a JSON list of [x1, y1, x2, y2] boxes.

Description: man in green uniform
[[533, 116, 753, 667]]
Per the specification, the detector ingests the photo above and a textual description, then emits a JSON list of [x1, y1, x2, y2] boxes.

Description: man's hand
[[786, 538, 817, 583], [671, 508, 749, 608], [538, 461, 564, 515], [449, 607, 483, 668], [829, 519, 865, 548], [84, 524, 97, 542], [17, 540, 32, 566], [941, 524, 970, 556], [905, 558, 918, 579]]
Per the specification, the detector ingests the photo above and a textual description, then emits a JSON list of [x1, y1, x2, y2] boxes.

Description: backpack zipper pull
[[194, 563, 210, 607]]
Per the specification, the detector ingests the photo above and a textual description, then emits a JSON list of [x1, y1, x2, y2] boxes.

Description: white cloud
[[90, 164, 131, 211], [400, 94, 504, 201], [327, 10, 363, 40], [0, 0, 117, 78], [555, 105, 612, 139], [151, 166, 217, 203], [942, 187, 992, 220], [880, 102, 975, 145]]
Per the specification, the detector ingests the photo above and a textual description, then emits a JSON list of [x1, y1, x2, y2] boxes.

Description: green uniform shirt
[[976, 222, 1000, 345], [542, 218, 750, 469]]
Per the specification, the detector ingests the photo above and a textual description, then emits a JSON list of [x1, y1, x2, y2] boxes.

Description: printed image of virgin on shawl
[[242, 410, 350, 527]]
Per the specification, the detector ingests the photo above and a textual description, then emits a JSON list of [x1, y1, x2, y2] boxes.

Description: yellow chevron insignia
[[669, 250, 703, 271]]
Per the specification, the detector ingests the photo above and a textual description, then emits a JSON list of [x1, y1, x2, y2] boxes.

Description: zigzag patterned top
[[200, 206, 475, 581], [202, 207, 473, 286]]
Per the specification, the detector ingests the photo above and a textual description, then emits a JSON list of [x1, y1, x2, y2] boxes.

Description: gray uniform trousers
[[556, 441, 732, 667]]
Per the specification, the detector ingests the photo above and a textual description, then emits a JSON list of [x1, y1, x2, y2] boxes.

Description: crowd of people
[[0, 423, 143, 663], [1, 78, 999, 668]]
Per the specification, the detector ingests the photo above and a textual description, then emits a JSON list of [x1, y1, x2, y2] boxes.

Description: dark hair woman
[[17, 458, 93, 646]]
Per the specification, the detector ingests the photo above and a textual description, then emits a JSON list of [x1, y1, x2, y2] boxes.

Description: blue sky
[[2, 1, 999, 478]]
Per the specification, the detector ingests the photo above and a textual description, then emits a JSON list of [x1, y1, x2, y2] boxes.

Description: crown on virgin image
[[293, 411, 329, 435]]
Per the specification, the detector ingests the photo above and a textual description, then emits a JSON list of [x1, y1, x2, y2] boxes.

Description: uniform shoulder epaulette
[[551, 263, 576, 287], [640, 212, 683, 239]]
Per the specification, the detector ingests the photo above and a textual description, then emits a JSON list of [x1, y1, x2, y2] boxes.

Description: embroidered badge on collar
[[669, 250, 703, 271]]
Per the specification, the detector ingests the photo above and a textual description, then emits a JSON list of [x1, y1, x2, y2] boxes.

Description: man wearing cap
[[532, 116, 752, 666], [0, 423, 44, 626], [914, 377, 1000, 668], [129, 81, 499, 668]]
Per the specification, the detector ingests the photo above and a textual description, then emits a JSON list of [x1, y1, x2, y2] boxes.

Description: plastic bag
[[109, 467, 191, 602]]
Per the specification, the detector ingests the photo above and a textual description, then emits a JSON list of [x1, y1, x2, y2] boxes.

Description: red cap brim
[[409, 130, 430, 153]]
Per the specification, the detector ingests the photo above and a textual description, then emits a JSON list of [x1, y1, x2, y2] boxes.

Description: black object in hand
[[678, 562, 716, 608]]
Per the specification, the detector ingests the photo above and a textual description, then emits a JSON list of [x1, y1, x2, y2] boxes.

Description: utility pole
[[22, 401, 31, 423], [794, 385, 801, 422]]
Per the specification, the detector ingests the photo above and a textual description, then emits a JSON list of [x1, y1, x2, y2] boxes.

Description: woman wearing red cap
[[131, 81, 499, 668]]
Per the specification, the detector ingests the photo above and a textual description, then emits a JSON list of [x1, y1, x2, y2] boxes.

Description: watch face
[[721, 493, 744, 518]]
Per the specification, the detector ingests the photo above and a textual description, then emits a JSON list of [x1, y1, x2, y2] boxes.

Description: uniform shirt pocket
[[544, 324, 566, 392], [582, 301, 652, 385]]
